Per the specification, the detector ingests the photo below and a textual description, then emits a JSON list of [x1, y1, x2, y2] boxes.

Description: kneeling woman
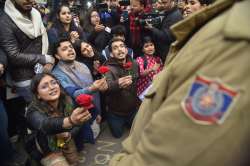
[[26, 72, 91, 166]]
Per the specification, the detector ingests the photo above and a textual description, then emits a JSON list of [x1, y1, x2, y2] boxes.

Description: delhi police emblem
[[181, 75, 238, 125]]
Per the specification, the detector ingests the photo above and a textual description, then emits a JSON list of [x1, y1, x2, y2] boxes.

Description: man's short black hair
[[111, 25, 126, 36], [108, 37, 126, 52], [52, 38, 72, 56], [141, 36, 154, 50]]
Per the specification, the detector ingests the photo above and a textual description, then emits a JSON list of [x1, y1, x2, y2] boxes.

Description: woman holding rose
[[26, 72, 92, 166]]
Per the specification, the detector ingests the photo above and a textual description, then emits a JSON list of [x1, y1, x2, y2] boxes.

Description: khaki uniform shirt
[[109, 0, 250, 165]]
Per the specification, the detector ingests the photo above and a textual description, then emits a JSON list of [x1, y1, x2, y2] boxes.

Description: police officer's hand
[[118, 75, 132, 88]]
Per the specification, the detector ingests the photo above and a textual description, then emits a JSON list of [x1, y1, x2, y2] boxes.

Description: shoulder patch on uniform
[[181, 75, 238, 125]]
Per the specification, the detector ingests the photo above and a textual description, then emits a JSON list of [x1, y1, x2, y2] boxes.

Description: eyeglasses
[[38, 80, 59, 91], [91, 14, 99, 18]]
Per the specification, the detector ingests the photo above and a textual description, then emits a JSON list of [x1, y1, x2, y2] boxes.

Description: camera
[[69, 1, 83, 18], [119, 0, 130, 6], [137, 12, 163, 27]]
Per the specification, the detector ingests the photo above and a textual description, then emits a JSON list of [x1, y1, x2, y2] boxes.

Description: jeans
[[106, 110, 137, 138], [0, 99, 14, 162]]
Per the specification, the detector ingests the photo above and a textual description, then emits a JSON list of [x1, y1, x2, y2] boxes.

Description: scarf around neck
[[4, 0, 48, 54], [57, 61, 93, 88]]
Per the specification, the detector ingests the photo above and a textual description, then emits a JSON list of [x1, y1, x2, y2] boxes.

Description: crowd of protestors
[[0, 0, 215, 165]]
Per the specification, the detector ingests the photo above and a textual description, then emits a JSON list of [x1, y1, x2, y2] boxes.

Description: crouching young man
[[104, 38, 141, 138]]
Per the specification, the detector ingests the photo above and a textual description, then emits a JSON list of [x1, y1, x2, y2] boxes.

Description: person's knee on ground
[[109, 124, 124, 138]]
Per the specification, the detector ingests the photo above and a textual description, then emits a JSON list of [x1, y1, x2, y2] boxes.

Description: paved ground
[[79, 123, 129, 166], [11, 122, 128, 166]]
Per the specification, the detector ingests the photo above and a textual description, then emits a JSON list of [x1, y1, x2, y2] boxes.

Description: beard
[[14, 2, 32, 15], [115, 53, 126, 64], [63, 59, 75, 64]]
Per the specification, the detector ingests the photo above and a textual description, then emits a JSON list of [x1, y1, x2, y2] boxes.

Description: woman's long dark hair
[[82, 8, 99, 33], [30, 72, 71, 115], [30, 72, 59, 98], [51, 5, 79, 37], [30, 72, 69, 103], [75, 40, 101, 61]]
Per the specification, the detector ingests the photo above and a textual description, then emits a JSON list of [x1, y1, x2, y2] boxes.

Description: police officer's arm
[[109, 41, 250, 166]]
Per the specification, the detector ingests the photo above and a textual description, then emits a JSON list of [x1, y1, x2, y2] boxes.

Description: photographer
[[145, 0, 182, 62], [121, 0, 150, 58]]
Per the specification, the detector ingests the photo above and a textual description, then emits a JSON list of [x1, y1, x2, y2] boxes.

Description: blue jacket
[[52, 61, 102, 144]]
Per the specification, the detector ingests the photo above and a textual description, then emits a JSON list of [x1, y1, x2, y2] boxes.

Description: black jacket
[[0, 9, 7, 71], [87, 30, 111, 52], [0, 48, 7, 100], [26, 94, 80, 157], [0, 12, 47, 82], [150, 7, 183, 62], [0, 48, 7, 68], [47, 22, 87, 55], [104, 58, 141, 116]]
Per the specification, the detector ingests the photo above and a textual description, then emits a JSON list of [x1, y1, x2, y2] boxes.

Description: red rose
[[76, 94, 94, 109], [123, 61, 132, 70], [98, 66, 110, 74]]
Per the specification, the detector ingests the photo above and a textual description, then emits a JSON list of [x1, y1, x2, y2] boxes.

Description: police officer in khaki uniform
[[109, 0, 250, 165]]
